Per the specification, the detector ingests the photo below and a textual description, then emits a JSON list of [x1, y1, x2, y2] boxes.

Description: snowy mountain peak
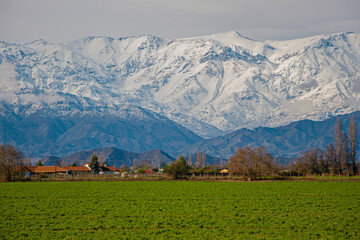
[[198, 30, 256, 43], [25, 39, 48, 46], [1, 31, 360, 138]]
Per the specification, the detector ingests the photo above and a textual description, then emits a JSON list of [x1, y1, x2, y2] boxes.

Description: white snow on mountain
[[1, 31, 360, 138]]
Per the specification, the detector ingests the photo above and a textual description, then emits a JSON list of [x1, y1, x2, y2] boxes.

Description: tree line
[[290, 116, 358, 175], [163, 146, 277, 180]]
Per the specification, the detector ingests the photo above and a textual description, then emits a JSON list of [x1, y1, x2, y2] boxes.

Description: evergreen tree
[[36, 160, 43, 166], [89, 153, 100, 174], [160, 161, 167, 169], [165, 156, 189, 179]]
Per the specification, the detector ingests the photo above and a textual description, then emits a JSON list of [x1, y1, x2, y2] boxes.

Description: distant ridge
[[187, 111, 360, 159], [0, 105, 201, 158], [40, 147, 222, 168], [27, 111, 360, 166], [41, 147, 175, 167]]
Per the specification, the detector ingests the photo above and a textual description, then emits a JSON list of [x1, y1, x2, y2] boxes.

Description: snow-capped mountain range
[[1, 31, 360, 138]]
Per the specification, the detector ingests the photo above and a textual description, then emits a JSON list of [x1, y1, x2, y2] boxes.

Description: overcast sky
[[0, 0, 359, 43]]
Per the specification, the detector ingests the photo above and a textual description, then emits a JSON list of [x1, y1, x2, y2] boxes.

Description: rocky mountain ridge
[[1, 31, 360, 138]]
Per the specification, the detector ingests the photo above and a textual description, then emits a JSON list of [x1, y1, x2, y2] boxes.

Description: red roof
[[32, 166, 67, 173], [27, 166, 36, 172], [12, 165, 121, 173], [145, 169, 153, 173], [63, 166, 91, 172], [106, 166, 121, 172], [100, 166, 120, 172]]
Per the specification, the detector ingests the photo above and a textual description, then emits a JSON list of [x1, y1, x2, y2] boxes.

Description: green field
[[1, 181, 359, 239]]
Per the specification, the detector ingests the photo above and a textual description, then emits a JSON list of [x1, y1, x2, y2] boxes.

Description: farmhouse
[[99, 165, 122, 174], [82, 163, 122, 174], [11, 166, 68, 177], [10, 164, 123, 178], [63, 166, 91, 174], [30, 166, 67, 174]]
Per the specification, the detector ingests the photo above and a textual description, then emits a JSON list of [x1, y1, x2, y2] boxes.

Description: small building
[[63, 166, 91, 174], [82, 163, 92, 170], [99, 165, 121, 174], [82, 163, 122, 174], [219, 168, 229, 174]]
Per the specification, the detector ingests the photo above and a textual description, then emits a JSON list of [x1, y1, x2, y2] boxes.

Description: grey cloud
[[0, 0, 359, 43]]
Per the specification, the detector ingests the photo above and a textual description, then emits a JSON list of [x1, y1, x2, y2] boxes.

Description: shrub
[[136, 168, 146, 174]]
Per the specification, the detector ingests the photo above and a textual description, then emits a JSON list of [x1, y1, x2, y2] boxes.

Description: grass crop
[[1, 181, 359, 239]]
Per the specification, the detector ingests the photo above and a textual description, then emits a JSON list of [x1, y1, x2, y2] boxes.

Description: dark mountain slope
[[0, 104, 202, 158], [187, 111, 360, 159], [41, 147, 175, 167]]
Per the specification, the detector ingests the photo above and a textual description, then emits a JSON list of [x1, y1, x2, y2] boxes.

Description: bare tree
[[0, 145, 23, 181], [348, 115, 358, 175], [154, 153, 160, 169], [228, 146, 275, 179], [325, 143, 337, 174], [24, 156, 32, 166], [98, 153, 107, 166], [341, 132, 349, 171], [195, 151, 202, 168], [202, 153, 207, 168], [133, 158, 138, 169], [318, 150, 329, 174], [60, 159, 68, 167], [294, 148, 330, 174], [75, 157, 79, 166], [334, 118, 343, 173], [188, 154, 192, 167], [139, 159, 151, 169], [219, 159, 224, 168], [295, 148, 321, 174]]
